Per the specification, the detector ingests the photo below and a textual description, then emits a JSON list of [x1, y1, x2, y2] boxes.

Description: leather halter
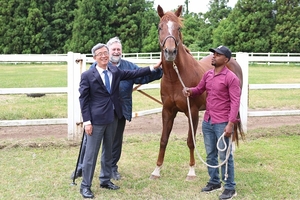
[[159, 35, 179, 50]]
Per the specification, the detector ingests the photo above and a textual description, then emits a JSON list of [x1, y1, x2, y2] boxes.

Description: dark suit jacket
[[79, 65, 151, 125], [90, 60, 163, 121]]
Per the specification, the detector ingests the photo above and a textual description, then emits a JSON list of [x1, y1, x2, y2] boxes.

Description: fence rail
[[0, 87, 68, 94], [0, 54, 67, 63], [3, 83, 299, 95], [1, 52, 300, 64]]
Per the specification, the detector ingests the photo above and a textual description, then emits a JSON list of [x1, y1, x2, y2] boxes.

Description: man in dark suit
[[78, 43, 161, 199]]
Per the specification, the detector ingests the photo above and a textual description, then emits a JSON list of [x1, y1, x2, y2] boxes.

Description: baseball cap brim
[[209, 48, 224, 55]]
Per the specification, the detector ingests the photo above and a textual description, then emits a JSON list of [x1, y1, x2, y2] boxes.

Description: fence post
[[236, 52, 249, 133], [67, 52, 82, 139]]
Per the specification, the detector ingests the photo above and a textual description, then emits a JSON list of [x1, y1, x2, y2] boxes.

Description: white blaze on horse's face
[[160, 20, 178, 62], [167, 21, 174, 35]]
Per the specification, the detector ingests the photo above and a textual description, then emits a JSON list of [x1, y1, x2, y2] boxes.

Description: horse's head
[[157, 5, 183, 62]]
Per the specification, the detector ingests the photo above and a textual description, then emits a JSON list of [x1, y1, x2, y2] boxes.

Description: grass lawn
[[0, 124, 299, 199], [1, 63, 300, 120]]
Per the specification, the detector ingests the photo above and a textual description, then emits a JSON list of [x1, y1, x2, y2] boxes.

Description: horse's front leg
[[185, 107, 199, 181], [150, 108, 176, 179]]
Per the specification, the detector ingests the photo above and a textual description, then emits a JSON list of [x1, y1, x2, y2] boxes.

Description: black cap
[[209, 46, 231, 60]]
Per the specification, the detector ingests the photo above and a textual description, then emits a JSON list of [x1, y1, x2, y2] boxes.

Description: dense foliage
[[213, 0, 275, 52], [271, 0, 300, 53], [0, 0, 299, 54]]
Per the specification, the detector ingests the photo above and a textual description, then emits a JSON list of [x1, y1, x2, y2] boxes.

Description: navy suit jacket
[[90, 60, 163, 121], [79, 65, 151, 125]]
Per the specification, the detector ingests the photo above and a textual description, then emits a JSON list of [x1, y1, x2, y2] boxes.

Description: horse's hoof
[[149, 174, 160, 180], [185, 175, 196, 181]]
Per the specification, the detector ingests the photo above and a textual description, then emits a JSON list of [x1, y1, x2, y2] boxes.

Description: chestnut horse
[[150, 5, 244, 180]]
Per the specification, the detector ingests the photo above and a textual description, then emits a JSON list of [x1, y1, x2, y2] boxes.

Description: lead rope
[[173, 64, 232, 180]]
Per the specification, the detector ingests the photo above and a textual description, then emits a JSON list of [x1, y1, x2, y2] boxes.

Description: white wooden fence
[[236, 53, 300, 132], [122, 52, 300, 65], [0, 52, 299, 136]]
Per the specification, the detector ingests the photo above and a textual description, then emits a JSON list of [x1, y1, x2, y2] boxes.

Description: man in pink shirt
[[183, 46, 240, 200]]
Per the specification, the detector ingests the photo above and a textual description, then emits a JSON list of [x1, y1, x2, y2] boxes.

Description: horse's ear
[[157, 5, 164, 18], [175, 5, 183, 17]]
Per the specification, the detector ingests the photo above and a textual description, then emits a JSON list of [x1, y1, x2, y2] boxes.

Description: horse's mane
[[183, 44, 191, 54]]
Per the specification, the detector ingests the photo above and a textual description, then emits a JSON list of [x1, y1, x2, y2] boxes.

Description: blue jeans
[[202, 120, 236, 190]]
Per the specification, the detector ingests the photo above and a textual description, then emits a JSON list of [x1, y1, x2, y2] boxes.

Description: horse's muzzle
[[163, 48, 177, 61]]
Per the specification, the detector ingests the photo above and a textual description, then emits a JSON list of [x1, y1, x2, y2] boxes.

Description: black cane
[[70, 128, 85, 186]]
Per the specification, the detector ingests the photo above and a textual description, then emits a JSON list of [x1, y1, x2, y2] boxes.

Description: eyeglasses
[[95, 51, 109, 57]]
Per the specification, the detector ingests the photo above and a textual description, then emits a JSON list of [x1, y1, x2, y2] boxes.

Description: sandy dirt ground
[[1, 113, 300, 141]]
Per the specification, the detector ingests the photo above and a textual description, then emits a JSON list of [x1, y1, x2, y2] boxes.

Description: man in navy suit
[[78, 43, 161, 199], [71, 37, 162, 184]]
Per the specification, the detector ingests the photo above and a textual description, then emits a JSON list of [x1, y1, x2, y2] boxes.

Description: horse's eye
[[178, 27, 181, 32], [158, 27, 162, 34]]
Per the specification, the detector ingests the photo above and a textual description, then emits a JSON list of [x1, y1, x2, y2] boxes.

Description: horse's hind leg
[[185, 109, 199, 181], [150, 109, 176, 179]]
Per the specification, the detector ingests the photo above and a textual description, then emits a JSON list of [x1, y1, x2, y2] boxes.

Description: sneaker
[[201, 182, 222, 193], [219, 189, 237, 200]]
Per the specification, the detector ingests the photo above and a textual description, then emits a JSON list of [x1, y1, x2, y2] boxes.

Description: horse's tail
[[233, 112, 245, 146]]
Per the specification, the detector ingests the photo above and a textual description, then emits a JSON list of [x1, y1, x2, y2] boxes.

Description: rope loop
[[217, 132, 228, 152], [173, 63, 233, 180]]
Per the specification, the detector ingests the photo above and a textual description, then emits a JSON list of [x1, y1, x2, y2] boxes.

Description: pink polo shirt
[[190, 66, 241, 124]]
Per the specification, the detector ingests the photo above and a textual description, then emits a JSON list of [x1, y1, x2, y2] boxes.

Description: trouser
[[202, 119, 236, 190], [111, 116, 126, 172], [77, 117, 126, 175], [80, 115, 118, 189]]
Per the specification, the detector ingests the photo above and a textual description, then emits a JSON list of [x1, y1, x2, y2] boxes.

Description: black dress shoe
[[70, 170, 82, 180], [80, 188, 94, 199], [100, 181, 120, 190], [111, 171, 121, 180]]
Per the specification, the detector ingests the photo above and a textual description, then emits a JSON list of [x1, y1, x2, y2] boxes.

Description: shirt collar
[[96, 65, 108, 73], [220, 66, 229, 74], [214, 66, 229, 76]]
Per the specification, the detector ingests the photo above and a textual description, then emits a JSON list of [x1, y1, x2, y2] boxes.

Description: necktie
[[103, 70, 111, 93]]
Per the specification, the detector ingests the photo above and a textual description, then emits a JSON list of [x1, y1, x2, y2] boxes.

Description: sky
[[153, 0, 238, 14]]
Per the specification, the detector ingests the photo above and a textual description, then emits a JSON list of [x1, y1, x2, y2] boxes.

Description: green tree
[[142, 23, 161, 52], [200, 0, 232, 51], [22, 7, 48, 53], [140, 5, 159, 52], [271, 0, 300, 53], [213, 0, 275, 52], [205, 0, 232, 26], [105, 0, 156, 53], [51, 0, 76, 53], [0, 0, 31, 53], [181, 0, 232, 51], [0, 0, 13, 53], [66, 0, 109, 54], [0, 0, 75, 54], [67, 0, 156, 54], [181, 13, 207, 51], [211, 17, 235, 50]]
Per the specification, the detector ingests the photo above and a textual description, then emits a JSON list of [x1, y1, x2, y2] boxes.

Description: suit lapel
[[92, 68, 106, 91]]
